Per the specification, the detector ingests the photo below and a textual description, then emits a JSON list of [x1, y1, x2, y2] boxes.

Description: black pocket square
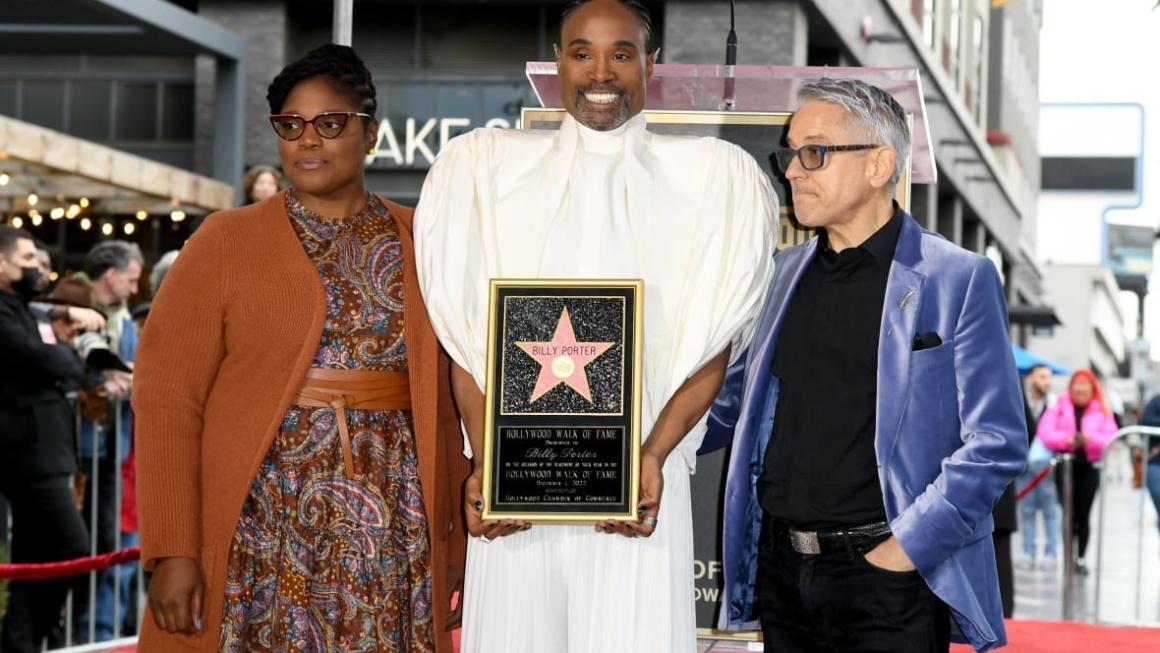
[[913, 332, 942, 351]]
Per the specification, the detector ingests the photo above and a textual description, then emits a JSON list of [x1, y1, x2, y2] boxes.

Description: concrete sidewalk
[[1013, 444, 1160, 625]]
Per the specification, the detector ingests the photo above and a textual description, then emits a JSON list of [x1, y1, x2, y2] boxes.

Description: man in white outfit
[[415, 1, 776, 651]]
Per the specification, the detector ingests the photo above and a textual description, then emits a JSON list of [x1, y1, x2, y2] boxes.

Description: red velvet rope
[[0, 546, 140, 581], [1016, 466, 1053, 501]]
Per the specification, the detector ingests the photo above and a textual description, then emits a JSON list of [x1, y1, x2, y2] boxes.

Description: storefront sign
[[366, 116, 513, 168]]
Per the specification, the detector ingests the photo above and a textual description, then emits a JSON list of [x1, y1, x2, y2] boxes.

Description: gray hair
[[797, 78, 911, 186], [150, 250, 180, 293], [85, 240, 144, 279]]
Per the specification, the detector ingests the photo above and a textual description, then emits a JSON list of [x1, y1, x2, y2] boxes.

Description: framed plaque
[[481, 279, 644, 523]]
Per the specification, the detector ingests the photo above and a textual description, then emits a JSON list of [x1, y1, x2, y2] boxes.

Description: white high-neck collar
[[574, 112, 646, 153]]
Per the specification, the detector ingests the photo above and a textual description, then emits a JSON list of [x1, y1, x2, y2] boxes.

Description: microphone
[[723, 0, 738, 111]]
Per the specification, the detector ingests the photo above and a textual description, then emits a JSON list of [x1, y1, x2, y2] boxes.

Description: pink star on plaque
[[516, 307, 614, 403]]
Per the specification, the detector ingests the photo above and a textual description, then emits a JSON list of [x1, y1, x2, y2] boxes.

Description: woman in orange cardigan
[[133, 44, 468, 652]]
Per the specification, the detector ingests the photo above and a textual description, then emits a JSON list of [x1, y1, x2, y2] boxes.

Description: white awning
[[0, 114, 234, 217]]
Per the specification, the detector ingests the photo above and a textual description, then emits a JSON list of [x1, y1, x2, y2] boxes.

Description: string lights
[[2, 172, 203, 248]]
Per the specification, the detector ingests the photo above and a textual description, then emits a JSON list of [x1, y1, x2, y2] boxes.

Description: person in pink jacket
[[1036, 369, 1119, 574]]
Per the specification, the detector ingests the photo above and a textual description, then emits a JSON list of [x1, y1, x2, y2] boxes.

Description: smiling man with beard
[[414, 1, 776, 651]]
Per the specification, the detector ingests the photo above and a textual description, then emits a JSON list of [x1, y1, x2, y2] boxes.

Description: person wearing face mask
[[0, 225, 94, 653]]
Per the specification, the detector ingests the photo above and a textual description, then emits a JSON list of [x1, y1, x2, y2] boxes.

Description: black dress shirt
[[759, 207, 903, 530]]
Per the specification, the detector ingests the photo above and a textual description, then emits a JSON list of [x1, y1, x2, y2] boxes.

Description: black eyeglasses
[[773, 143, 880, 173], [268, 111, 372, 141]]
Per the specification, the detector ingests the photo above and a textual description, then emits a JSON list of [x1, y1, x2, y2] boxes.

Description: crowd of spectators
[[0, 225, 178, 651]]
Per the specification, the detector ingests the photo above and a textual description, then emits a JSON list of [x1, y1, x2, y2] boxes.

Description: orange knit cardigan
[[132, 194, 469, 652]]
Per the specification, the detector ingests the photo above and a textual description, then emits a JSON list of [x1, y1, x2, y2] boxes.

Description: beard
[[571, 85, 632, 131]]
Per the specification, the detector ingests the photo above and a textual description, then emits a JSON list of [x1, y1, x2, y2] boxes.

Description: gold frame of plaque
[[480, 279, 645, 524], [521, 108, 913, 248]]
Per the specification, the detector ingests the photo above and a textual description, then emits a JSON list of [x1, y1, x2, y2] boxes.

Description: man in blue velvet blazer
[[710, 79, 1027, 652]]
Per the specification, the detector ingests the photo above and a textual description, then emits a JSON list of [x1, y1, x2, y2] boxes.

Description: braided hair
[[560, 0, 657, 54], [267, 43, 377, 116]]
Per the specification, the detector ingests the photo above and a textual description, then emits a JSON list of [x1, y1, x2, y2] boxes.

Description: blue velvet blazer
[[708, 213, 1027, 651]]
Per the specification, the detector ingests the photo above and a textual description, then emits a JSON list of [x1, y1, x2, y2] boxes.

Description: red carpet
[[949, 619, 1160, 652], [88, 620, 1160, 652]]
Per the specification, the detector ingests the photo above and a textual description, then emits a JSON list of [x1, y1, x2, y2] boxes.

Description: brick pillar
[[194, 1, 288, 177]]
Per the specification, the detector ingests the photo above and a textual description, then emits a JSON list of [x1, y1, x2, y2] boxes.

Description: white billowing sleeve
[[661, 140, 777, 466], [414, 128, 504, 391], [696, 141, 777, 363], [414, 128, 509, 459]]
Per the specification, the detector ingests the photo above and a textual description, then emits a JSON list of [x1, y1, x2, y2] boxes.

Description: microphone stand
[[723, 0, 738, 111]]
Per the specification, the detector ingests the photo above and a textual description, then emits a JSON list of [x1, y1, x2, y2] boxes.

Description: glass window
[[161, 83, 195, 141], [376, 83, 435, 167], [384, 83, 433, 125], [114, 82, 158, 141], [69, 80, 112, 140], [973, 16, 985, 124], [482, 82, 535, 129], [0, 80, 17, 117], [22, 80, 66, 131], [434, 84, 478, 122], [949, 0, 962, 86], [922, 0, 937, 50]]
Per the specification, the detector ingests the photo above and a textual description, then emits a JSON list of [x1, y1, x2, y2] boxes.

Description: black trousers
[[992, 531, 1014, 618], [1056, 460, 1101, 559], [758, 522, 951, 653], [0, 475, 90, 653]]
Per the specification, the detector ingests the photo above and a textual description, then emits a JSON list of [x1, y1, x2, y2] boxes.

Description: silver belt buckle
[[788, 529, 821, 555]]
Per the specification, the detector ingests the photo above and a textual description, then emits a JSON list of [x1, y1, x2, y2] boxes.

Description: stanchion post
[[64, 401, 82, 647], [1060, 452, 1075, 621], [1134, 443, 1147, 624], [87, 422, 101, 643], [112, 399, 123, 640], [1093, 425, 1160, 625]]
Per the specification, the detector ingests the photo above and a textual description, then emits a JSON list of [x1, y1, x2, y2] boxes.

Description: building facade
[[1032, 102, 1147, 397], [2, 0, 1045, 313], [1027, 264, 1126, 381], [209, 0, 1046, 312]]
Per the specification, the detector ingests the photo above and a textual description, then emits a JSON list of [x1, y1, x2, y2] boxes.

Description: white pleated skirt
[[460, 453, 696, 653]]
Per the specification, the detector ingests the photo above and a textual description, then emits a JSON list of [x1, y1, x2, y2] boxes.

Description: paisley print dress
[[219, 192, 434, 652]]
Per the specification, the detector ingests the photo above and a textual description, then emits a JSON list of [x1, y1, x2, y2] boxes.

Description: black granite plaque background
[[500, 296, 625, 415]]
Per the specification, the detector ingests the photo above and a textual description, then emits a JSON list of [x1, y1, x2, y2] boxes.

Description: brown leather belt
[[291, 367, 411, 478]]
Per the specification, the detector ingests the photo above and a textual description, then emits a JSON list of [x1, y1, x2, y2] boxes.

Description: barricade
[[0, 548, 140, 581], [1092, 425, 1160, 626], [69, 397, 145, 647], [0, 397, 145, 650]]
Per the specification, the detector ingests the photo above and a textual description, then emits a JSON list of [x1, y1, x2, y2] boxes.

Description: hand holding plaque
[[480, 280, 643, 524]]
